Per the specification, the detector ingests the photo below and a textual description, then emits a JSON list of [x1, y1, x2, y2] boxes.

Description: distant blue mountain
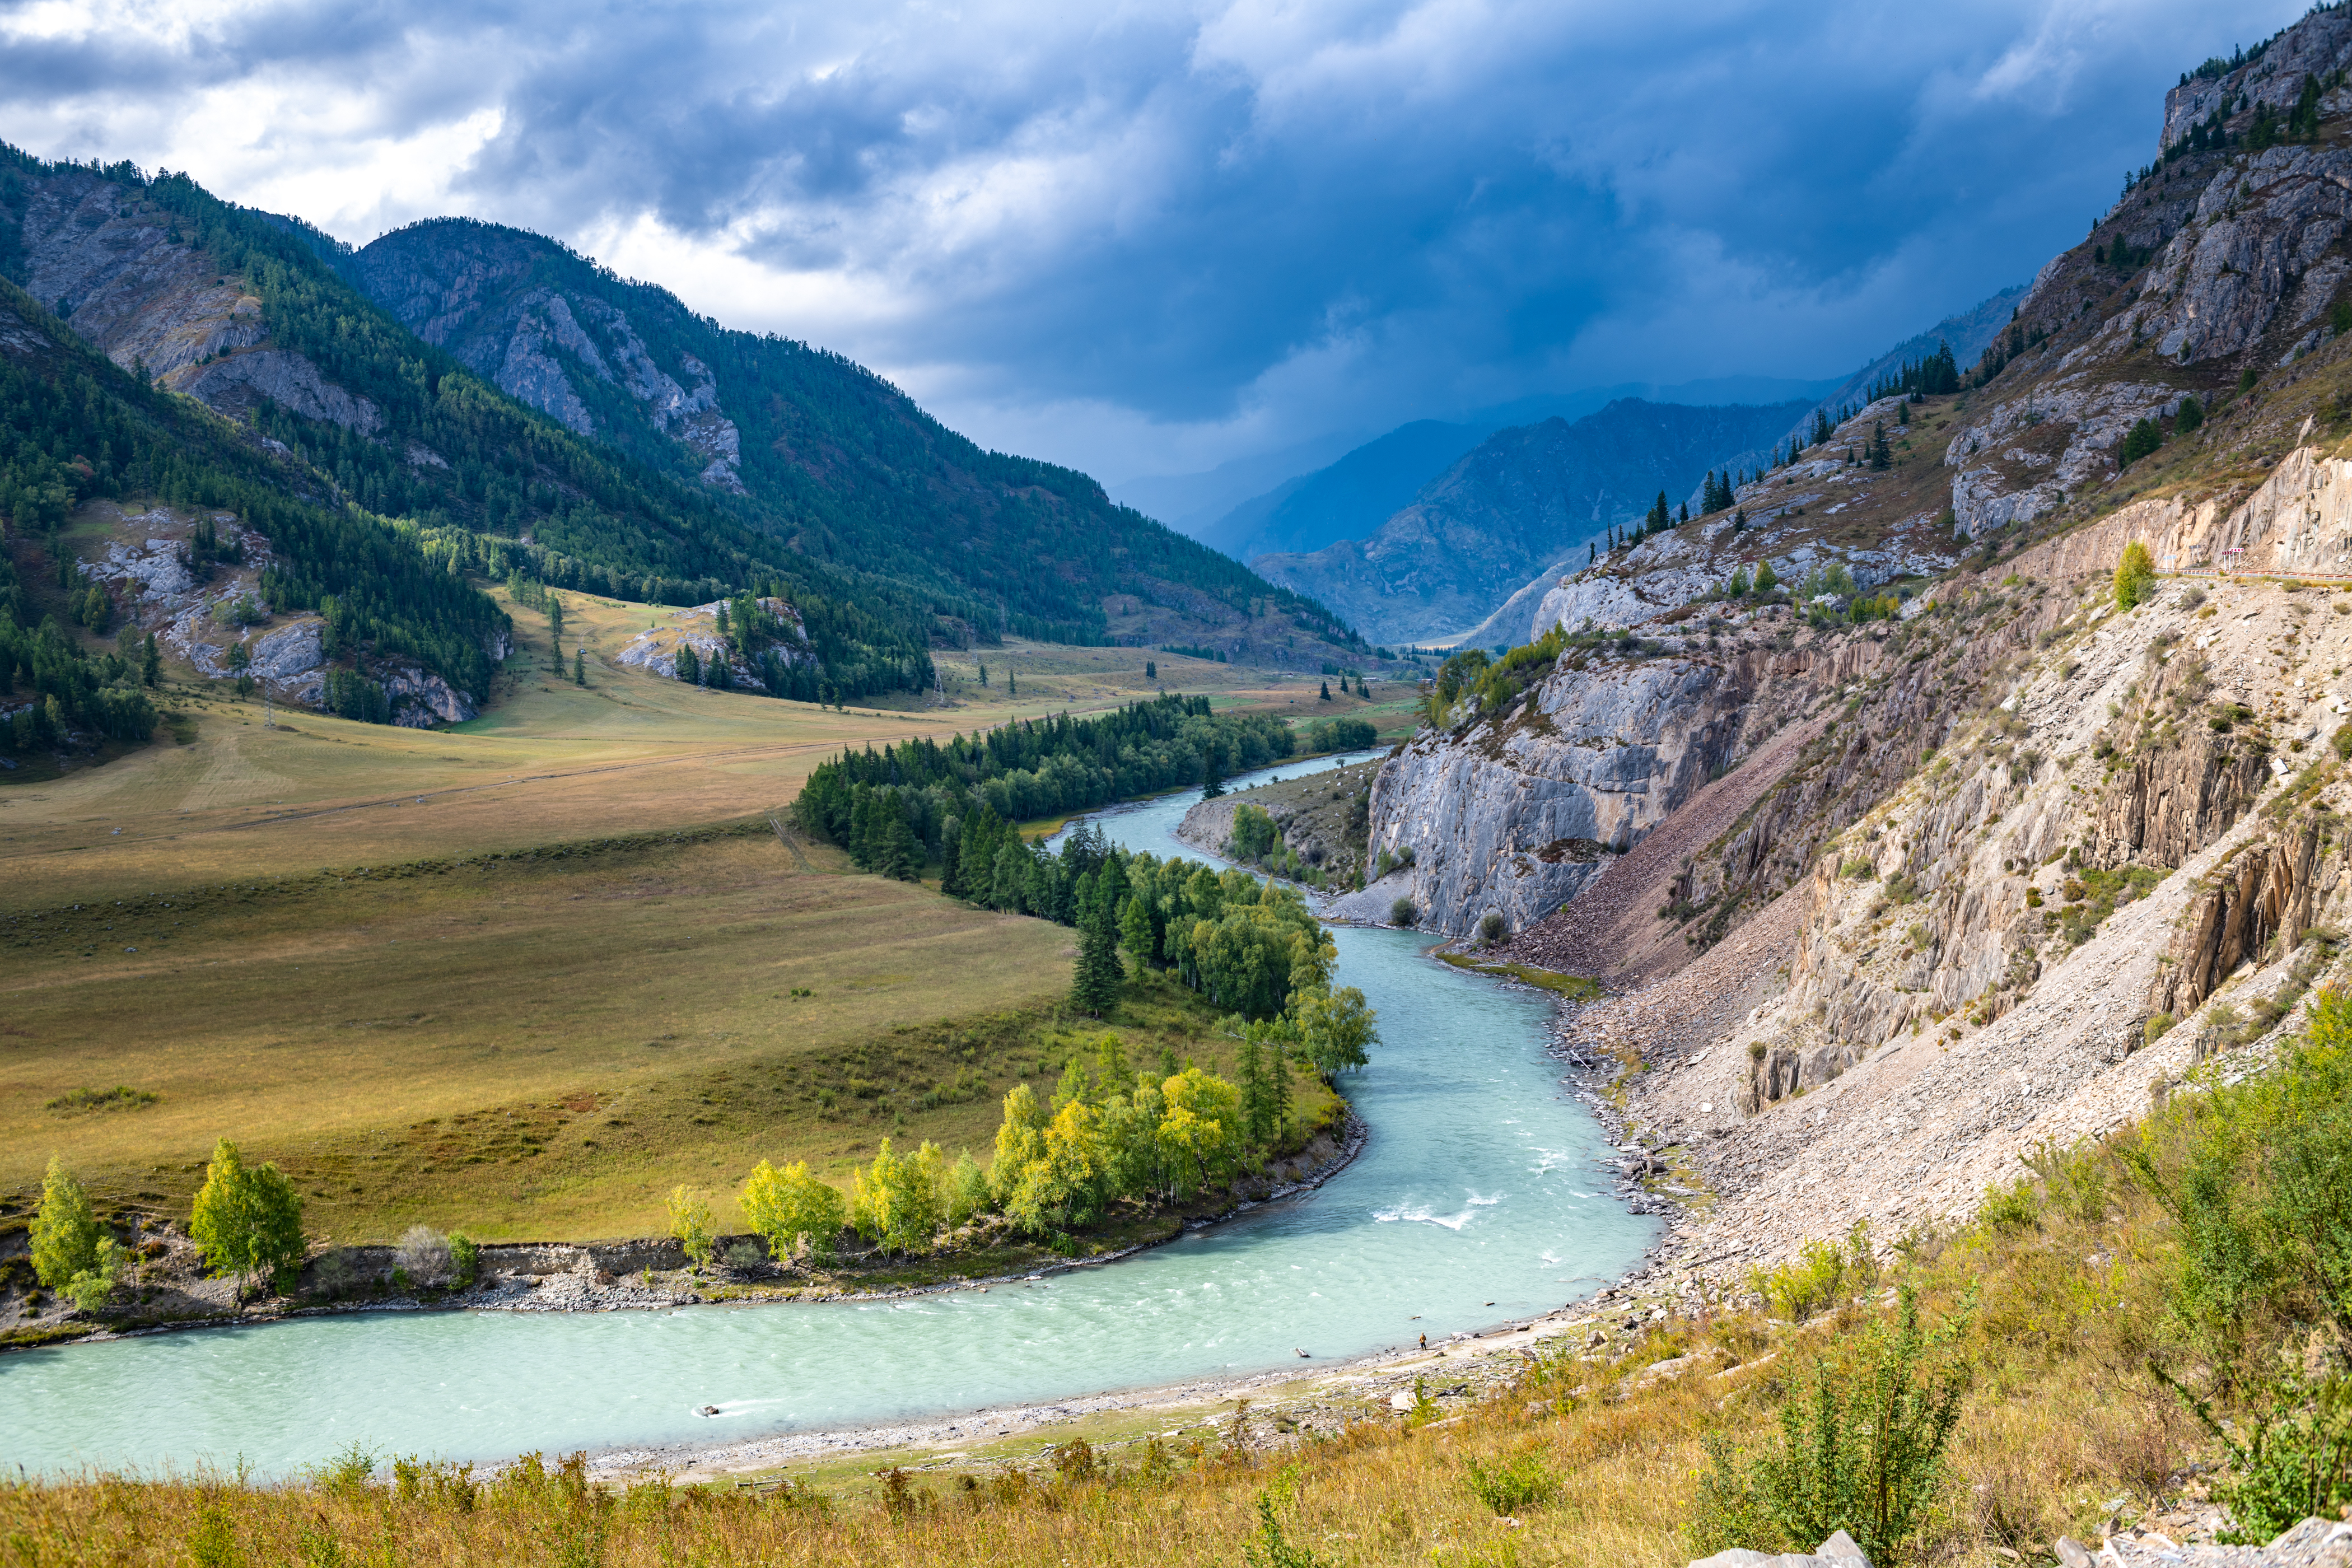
[[1192, 374, 1838, 562]]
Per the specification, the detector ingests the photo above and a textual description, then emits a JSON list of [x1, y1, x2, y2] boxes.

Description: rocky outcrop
[[1941, 382, 2183, 535], [1364, 638, 1884, 937], [180, 349, 381, 433], [348, 226, 746, 490], [613, 599, 811, 690], [2152, 822, 2330, 1018], [384, 663, 479, 727]]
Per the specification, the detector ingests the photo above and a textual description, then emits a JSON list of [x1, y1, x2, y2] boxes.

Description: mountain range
[[1249, 396, 1814, 644], [1, 147, 1367, 734]]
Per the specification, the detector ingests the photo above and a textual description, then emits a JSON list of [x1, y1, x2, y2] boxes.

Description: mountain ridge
[[1251, 396, 1813, 643]]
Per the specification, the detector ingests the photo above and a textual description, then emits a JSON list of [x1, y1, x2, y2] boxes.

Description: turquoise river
[[0, 749, 1651, 1476]]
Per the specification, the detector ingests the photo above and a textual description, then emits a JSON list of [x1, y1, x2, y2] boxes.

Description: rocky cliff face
[[1338, 4, 2352, 1294], [1362, 627, 1906, 939], [1253, 398, 1810, 645], [347, 223, 746, 491], [17, 169, 376, 432]]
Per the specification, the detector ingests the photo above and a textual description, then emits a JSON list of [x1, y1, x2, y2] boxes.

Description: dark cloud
[[0, 0, 2306, 478]]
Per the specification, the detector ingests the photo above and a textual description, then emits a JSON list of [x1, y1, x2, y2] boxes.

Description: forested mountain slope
[[0, 148, 1362, 735], [1253, 397, 1810, 643], [319, 217, 1360, 660], [0, 269, 508, 739]]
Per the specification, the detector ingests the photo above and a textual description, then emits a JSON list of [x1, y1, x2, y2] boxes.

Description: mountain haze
[[1184, 375, 1838, 568], [1252, 396, 1812, 643]]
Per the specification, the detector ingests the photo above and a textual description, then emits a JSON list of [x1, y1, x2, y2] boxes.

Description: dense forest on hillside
[[0, 276, 503, 748], [0, 147, 1365, 708], [337, 217, 1366, 654]]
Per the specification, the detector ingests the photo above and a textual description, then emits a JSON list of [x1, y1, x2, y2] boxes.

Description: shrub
[[2177, 394, 2205, 435], [448, 1232, 479, 1289], [1478, 912, 1508, 945], [1229, 804, 1280, 860], [1389, 897, 1417, 927], [2171, 1370, 2352, 1541], [2119, 418, 2164, 469], [2115, 541, 2157, 609], [1750, 1237, 1856, 1322], [741, 1159, 845, 1263], [188, 1138, 306, 1301], [668, 1185, 716, 1267], [1462, 1450, 1558, 1515], [1692, 1289, 1967, 1565], [394, 1225, 453, 1289]]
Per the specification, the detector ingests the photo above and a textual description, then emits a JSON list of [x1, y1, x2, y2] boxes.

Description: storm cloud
[[0, 0, 2301, 482]]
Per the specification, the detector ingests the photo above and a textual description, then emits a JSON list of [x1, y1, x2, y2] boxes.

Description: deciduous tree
[[188, 1139, 306, 1301]]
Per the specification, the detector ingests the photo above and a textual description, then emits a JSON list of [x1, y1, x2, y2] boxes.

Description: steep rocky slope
[[1362, 4, 2352, 1282], [1253, 398, 1809, 645]]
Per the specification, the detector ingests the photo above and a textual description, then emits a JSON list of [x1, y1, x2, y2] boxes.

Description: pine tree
[[1008, 670, 1017, 696], [939, 830, 963, 895], [1070, 894, 1123, 1015], [573, 647, 586, 685], [1237, 1032, 1268, 1148], [1319, 681, 1332, 701], [142, 633, 160, 688], [1869, 422, 1892, 470], [1145, 659, 1156, 679], [879, 813, 920, 881], [1201, 745, 1225, 800], [1120, 892, 1156, 968]]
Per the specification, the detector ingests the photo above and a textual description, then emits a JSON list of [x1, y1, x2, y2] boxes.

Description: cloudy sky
[[0, 0, 2299, 484]]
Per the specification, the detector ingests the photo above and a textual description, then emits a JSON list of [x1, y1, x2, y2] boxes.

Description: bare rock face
[[20, 169, 373, 430], [383, 664, 478, 727], [1942, 382, 2182, 536], [349, 228, 748, 491], [245, 620, 323, 682], [180, 349, 381, 434], [2131, 143, 2352, 367], [1365, 643, 1874, 937]]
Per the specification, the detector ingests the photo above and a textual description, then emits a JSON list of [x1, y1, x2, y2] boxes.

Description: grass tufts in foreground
[[21, 990, 2352, 1561]]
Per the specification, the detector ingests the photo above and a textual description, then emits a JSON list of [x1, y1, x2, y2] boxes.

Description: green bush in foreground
[[1692, 1287, 1967, 1566]]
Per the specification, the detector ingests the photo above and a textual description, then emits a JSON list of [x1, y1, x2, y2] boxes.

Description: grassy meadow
[[1, 823, 1339, 1244], [0, 571, 1412, 904], [2, 571, 1363, 1243]]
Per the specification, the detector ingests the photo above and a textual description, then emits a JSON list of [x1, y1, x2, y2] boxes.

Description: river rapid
[[0, 750, 1651, 1477]]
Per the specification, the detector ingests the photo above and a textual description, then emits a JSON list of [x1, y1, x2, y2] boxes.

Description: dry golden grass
[[0, 830, 1096, 1240], [1, 824, 1338, 1249], [0, 1084, 2281, 1568], [1, 566, 1405, 906]]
